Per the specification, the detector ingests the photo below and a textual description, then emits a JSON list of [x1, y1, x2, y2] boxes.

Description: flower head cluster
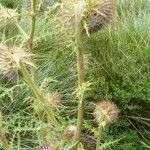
[[93, 100, 119, 125]]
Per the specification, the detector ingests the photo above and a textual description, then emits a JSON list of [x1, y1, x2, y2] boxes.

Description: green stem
[[19, 60, 60, 130], [74, 3, 85, 149], [28, 0, 36, 50], [0, 129, 9, 150], [96, 123, 104, 150]]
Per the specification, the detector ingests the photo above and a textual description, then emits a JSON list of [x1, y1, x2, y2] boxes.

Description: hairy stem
[[28, 0, 36, 50], [74, 3, 85, 149], [19, 60, 60, 130], [96, 123, 104, 150]]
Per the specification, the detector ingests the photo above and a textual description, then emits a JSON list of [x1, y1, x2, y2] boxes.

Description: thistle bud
[[59, 0, 115, 34], [47, 92, 61, 107], [0, 45, 34, 79], [63, 125, 77, 139], [93, 100, 119, 125]]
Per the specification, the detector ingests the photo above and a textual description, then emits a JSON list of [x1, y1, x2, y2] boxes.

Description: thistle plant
[[59, 0, 116, 148], [0, 45, 60, 130], [0, 112, 9, 150], [93, 100, 119, 150]]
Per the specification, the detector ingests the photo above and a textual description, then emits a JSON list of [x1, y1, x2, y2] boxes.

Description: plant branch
[[19, 60, 61, 130]]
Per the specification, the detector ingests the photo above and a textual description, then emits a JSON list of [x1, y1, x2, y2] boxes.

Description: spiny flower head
[[63, 125, 77, 139], [46, 92, 61, 107], [93, 100, 119, 125], [59, 0, 115, 34], [0, 45, 34, 79]]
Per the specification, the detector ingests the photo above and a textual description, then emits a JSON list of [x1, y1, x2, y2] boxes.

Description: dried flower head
[[47, 92, 61, 107], [63, 125, 77, 139], [93, 100, 119, 125], [40, 140, 59, 150], [59, 0, 115, 34], [0, 45, 34, 79], [0, 4, 18, 23]]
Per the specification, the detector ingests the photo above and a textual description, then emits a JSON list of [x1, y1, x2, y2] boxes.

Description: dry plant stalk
[[73, 1, 85, 149]]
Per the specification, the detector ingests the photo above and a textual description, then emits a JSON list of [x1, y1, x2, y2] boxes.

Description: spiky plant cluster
[[94, 100, 119, 125], [59, 0, 115, 34], [0, 45, 34, 79], [0, 4, 18, 23]]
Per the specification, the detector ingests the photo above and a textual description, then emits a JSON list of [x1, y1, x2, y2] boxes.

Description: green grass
[[0, 0, 150, 149]]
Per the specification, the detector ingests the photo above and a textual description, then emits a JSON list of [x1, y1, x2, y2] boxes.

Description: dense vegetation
[[0, 0, 149, 149]]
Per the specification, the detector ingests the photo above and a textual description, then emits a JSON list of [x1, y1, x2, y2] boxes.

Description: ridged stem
[[19, 60, 61, 130], [96, 123, 105, 150], [74, 3, 85, 149], [28, 0, 36, 51]]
